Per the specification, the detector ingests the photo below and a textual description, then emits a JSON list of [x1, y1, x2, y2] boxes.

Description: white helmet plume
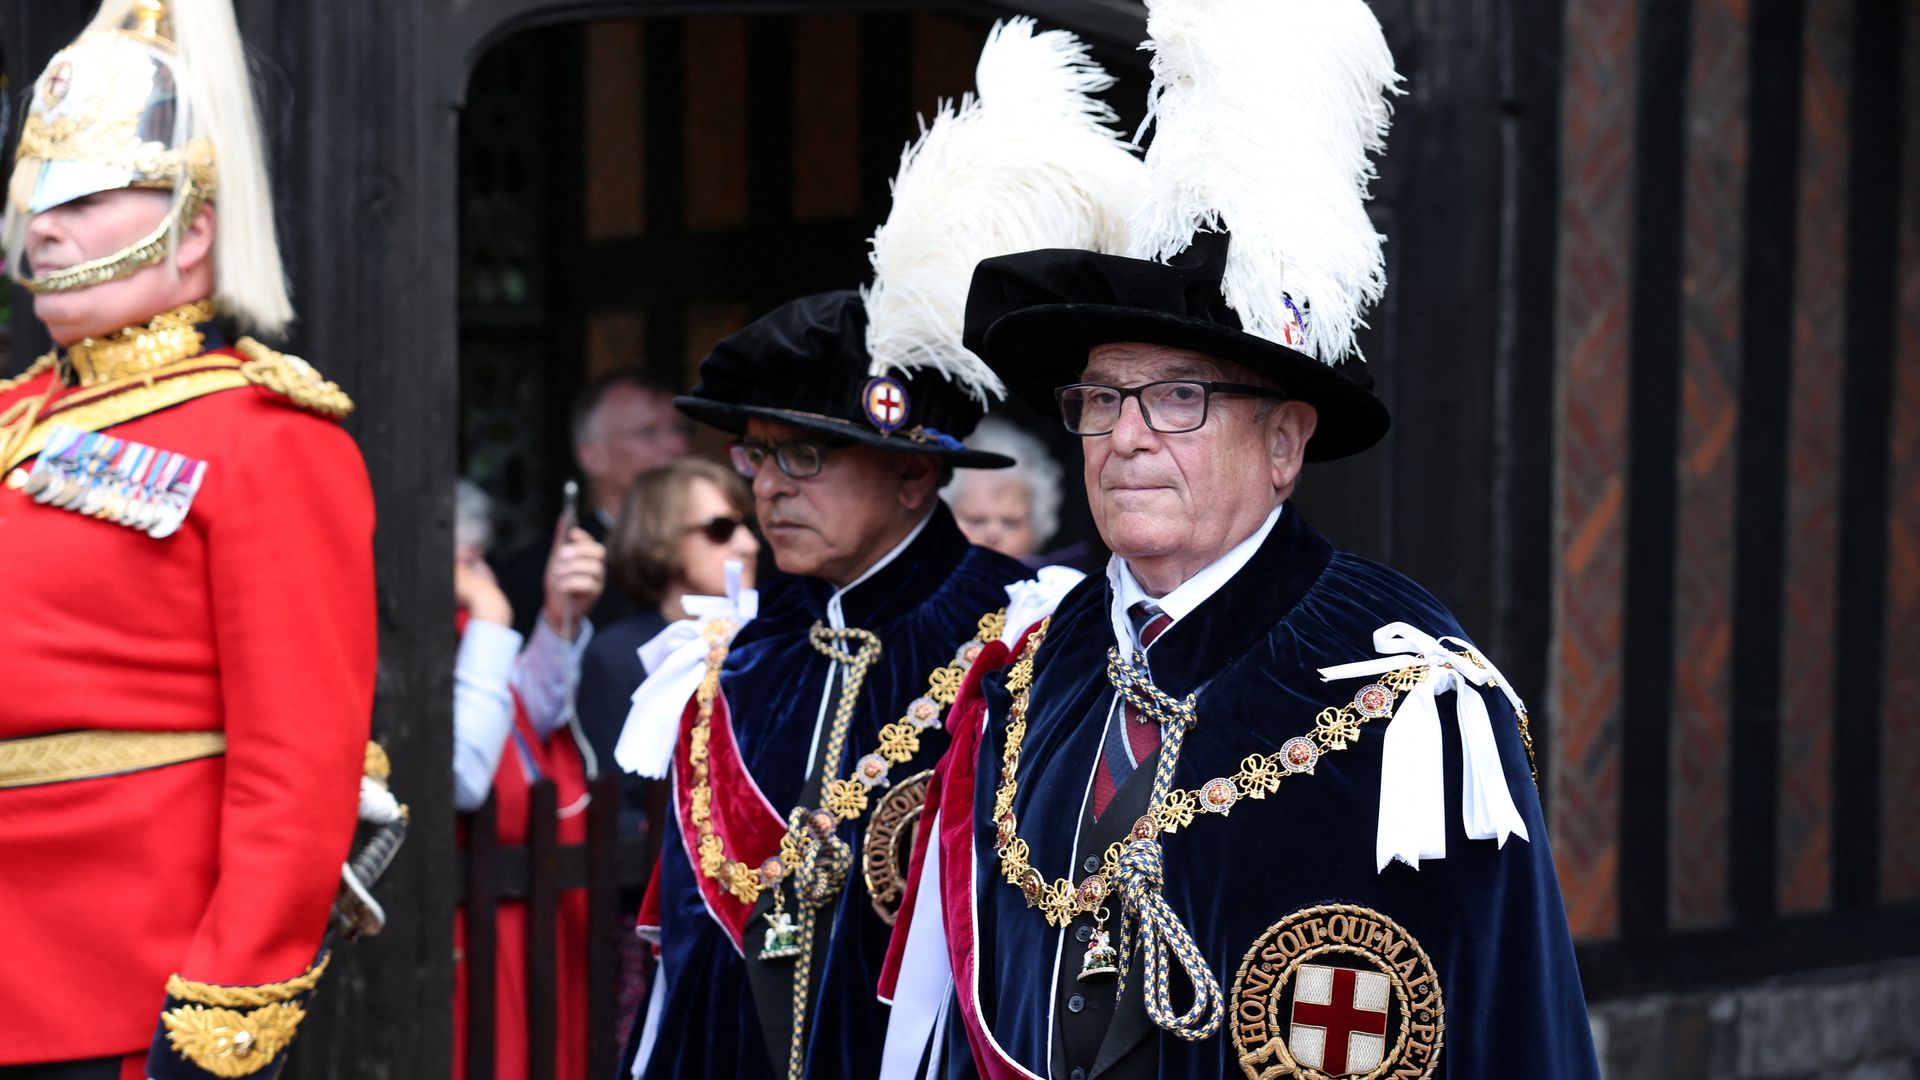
[[167, 0, 294, 336]]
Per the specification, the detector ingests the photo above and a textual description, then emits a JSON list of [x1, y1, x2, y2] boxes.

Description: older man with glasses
[[877, 1, 1602, 1078], [620, 285, 1034, 1080], [616, 21, 1146, 1080]]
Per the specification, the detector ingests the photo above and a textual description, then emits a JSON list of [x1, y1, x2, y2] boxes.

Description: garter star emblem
[[1231, 903, 1442, 1080], [43, 61, 73, 106], [862, 376, 909, 434]]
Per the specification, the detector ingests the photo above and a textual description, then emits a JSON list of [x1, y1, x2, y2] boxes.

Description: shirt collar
[[1107, 504, 1284, 654], [825, 508, 935, 629]]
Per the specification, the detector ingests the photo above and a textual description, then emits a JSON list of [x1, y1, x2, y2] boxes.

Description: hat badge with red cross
[[862, 376, 910, 434], [43, 60, 73, 106]]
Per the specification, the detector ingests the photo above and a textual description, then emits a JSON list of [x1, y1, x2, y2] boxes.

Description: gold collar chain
[[676, 610, 1003, 1080], [685, 609, 1008, 910], [61, 298, 217, 387], [990, 618, 1427, 931]]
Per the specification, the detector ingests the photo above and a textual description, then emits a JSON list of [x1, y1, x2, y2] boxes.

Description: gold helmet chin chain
[[19, 179, 207, 295]]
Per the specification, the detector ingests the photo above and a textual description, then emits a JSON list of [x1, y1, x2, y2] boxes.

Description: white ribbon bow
[[614, 561, 760, 779], [1317, 622, 1531, 872]]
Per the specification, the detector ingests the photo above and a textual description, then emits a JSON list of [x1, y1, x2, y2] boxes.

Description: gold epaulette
[[162, 954, 330, 1077], [235, 337, 354, 421], [363, 739, 392, 784]]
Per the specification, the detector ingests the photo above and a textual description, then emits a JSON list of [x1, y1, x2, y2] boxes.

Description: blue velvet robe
[[647, 504, 1029, 1079], [955, 507, 1600, 1079]]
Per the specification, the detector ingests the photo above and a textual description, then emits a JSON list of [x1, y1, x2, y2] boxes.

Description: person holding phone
[[579, 458, 760, 812], [450, 479, 606, 1080]]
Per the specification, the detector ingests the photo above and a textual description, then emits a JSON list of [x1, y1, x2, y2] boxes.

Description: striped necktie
[[1092, 601, 1174, 817]]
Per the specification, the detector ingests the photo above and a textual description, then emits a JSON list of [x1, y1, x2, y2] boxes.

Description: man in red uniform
[[0, 2, 377, 1078]]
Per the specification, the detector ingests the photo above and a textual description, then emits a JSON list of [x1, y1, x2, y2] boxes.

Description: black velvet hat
[[959, 0, 1405, 465], [962, 232, 1391, 463], [675, 290, 1014, 469]]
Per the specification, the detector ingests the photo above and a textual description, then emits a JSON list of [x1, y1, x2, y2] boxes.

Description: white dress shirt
[[1105, 503, 1283, 655]]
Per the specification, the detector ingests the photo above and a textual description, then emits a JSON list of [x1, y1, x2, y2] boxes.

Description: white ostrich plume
[[167, 0, 295, 336], [1128, 0, 1403, 365], [864, 17, 1146, 404]]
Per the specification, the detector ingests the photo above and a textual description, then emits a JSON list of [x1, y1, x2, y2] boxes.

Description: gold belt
[[0, 729, 227, 789]]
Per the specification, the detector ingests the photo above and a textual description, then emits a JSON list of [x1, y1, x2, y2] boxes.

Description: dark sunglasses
[[685, 515, 748, 544]]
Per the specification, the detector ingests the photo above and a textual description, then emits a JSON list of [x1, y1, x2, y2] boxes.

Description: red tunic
[[0, 345, 377, 1065]]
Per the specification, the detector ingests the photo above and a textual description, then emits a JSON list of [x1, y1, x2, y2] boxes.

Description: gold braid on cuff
[[161, 955, 329, 1078]]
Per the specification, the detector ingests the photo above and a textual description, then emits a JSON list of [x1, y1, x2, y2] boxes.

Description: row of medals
[[19, 423, 206, 539]]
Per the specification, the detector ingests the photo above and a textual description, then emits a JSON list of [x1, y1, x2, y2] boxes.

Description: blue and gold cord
[[1105, 647, 1225, 1042], [771, 625, 880, 1080]]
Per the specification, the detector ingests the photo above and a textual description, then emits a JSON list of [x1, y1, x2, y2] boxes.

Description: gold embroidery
[[363, 740, 392, 784], [64, 299, 215, 384], [16, 116, 212, 189], [0, 729, 226, 788], [161, 955, 329, 1074], [162, 1004, 305, 1078], [235, 337, 354, 420], [0, 364, 250, 474], [738, 610, 1007, 898]]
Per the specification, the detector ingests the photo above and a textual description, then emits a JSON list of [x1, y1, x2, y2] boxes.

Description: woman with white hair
[[942, 415, 1064, 561]]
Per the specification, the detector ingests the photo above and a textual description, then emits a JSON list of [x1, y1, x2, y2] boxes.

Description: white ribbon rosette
[[999, 564, 1085, 645], [1317, 622, 1531, 872]]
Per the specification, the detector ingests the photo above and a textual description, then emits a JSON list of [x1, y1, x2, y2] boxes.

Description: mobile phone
[[559, 478, 579, 536]]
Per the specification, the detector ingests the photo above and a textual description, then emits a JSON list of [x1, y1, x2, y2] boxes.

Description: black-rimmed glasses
[[1054, 380, 1285, 436], [729, 439, 837, 480]]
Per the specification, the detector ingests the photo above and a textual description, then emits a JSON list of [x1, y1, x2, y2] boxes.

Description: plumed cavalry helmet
[[675, 18, 1146, 468], [964, 0, 1404, 462], [3, 0, 294, 337]]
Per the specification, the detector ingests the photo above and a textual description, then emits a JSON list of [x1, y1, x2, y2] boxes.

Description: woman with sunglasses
[[575, 457, 760, 1050], [579, 457, 760, 818]]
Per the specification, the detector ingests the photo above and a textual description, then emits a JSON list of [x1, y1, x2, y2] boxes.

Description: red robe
[[0, 343, 377, 1066], [453, 678, 591, 1080]]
